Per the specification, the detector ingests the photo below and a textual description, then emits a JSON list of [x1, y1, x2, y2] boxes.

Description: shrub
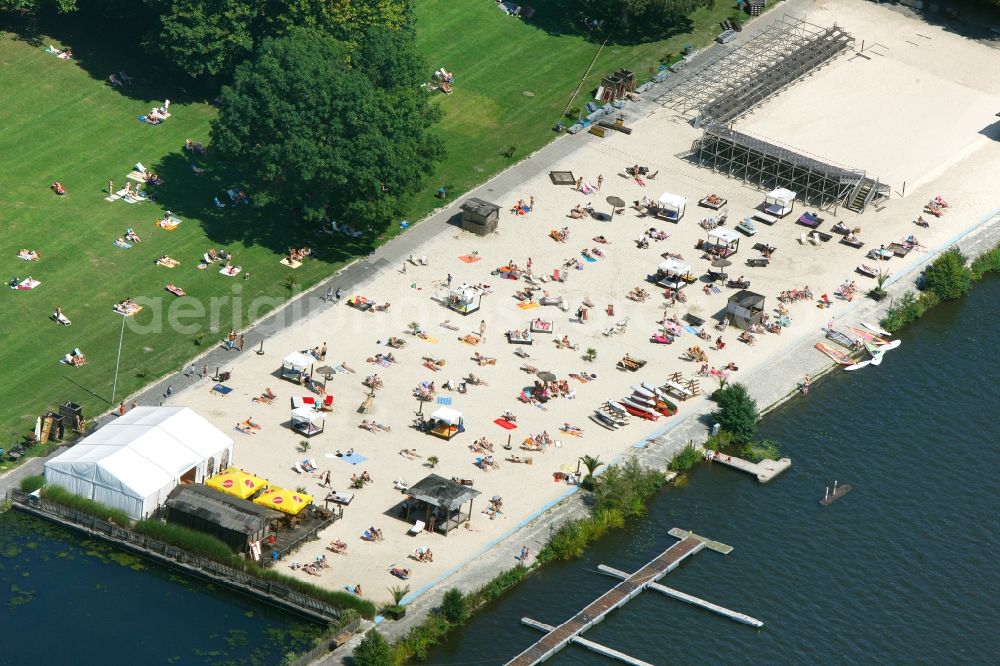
[[669, 444, 701, 473], [466, 566, 529, 609], [880, 290, 940, 333], [392, 614, 451, 664], [971, 245, 1000, 279], [42, 485, 131, 525], [594, 456, 665, 517], [922, 247, 972, 300], [440, 588, 467, 624], [740, 439, 781, 463], [135, 519, 237, 561], [353, 629, 393, 666], [19, 474, 45, 493], [712, 383, 759, 443]]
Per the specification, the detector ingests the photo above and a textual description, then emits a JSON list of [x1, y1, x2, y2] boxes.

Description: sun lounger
[[408, 520, 425, 535], [326, 492, 354, 506], [746, 257, 769, 267], [752, 211, 777, 225]]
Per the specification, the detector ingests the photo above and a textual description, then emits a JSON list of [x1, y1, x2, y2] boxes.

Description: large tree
[[210, 27, 444, 235], [143, 0, 411, 79]]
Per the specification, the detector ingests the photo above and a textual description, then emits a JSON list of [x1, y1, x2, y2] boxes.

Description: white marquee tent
[[44, 407, 234, 520]]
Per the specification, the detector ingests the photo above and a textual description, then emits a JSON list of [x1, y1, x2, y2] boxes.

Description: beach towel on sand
[[494, 418, 517, 430]]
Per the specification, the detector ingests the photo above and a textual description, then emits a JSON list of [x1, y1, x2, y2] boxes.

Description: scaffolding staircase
[[845, 177, 888, 213], [748, 0, 765, 17]]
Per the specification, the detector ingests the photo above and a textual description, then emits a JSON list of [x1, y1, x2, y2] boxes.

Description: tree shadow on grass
[[521, 0, 699, 46], [150, 151, 374, 263], [4, 5, 219, 105]]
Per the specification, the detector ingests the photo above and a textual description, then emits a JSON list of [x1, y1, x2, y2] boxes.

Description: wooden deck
[[506, 536, 704, 665]]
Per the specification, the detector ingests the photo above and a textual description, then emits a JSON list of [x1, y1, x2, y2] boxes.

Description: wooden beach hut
[[403, 474, 481, 536]]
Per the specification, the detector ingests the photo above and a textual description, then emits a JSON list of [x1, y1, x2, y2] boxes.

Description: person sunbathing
[[569, 205, 586, 219], [166, 283, 186, 296], [706, 193, 722, 205], [69, 350, 86, 367], [328, 539, 347, 554], [391, 567, 411, 579], [415, 547, 433, 562], [125, 228, 142, 243], [52, 181, 66, 195], [739, 331, 757, 346]]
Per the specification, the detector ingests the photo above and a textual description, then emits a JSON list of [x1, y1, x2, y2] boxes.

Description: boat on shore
[[860, 321, 891, 337], [815, 341, 854, 365], [826, 329, 856, 349], [847, 325, 894, 346]]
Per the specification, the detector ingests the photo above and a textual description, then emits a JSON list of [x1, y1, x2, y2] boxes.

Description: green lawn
[[404, 0, 746, 221], [0, 1, 746, 441], [0, 34, 366, 437]]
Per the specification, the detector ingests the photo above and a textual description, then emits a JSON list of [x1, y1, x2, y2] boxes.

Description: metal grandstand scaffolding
[[660, 16, 854, 127], [690, 125, 889, 213]]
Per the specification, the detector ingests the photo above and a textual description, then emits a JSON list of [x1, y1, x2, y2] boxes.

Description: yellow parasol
[[205, 467, 268, 500], [253, 486, 313, 515]]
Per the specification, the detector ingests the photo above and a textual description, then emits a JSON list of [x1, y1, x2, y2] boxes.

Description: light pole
[[111, 314, 126, 404]]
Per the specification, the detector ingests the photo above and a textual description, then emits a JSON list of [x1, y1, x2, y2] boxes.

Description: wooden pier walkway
[[506, 536, 705, 665]]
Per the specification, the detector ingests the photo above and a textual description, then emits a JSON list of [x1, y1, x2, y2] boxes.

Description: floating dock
[[507, 529, 763, 665], [507, 536, 704, 665], [704, 449, 791, 483], [820, 481, 852, 506]]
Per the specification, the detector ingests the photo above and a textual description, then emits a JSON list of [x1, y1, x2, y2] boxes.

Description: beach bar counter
[[403, 474, 481, 536], [427, 406, 464, 440], [444, 284, 483, 316], [280, 352, 314, 383]]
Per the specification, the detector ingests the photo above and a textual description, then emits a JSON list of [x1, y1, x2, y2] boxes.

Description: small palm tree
[[408, 321, 422, 335], [297, 440, 310, 453], [388, 585, 409, 606], [584, 347, 597, 362], [580, 454, 602, 484], [427, 455, 440, 469]]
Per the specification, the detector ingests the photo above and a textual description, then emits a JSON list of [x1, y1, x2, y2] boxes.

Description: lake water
[[423, 276, 1000, 664], [0, 511, 323, 665]]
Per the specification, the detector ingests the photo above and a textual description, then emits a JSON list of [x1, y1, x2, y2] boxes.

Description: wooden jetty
[[820, 480, 852, 506], [704, 449, 791, 483], [598, 565, 764, 628], [668, 527, 733, 554], [507, 536, 705, 665]]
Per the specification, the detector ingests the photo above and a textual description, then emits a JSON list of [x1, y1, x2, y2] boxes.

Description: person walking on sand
[[325, 285, 333, 303], [238, 334, 245, 351], [446, 273, 453, 287], [575, 176, 583, 191], [597, 174, 603, 191], [479, 319, 487, 340], [520, 545, 530, 562], [529, 195, 535, 211], [320, 342, 327, 360]]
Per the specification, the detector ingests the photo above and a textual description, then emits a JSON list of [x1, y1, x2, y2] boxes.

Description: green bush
[[19, 474, 45, 493], [466, 566, 529, 609], [880, 290, 940, 333], [739, 439, 781, 463], [354, 628, 393, 666], [669, 444, 701, 473], [594, 456, 665, 517], [712, 383, 759, 443], [440, 588, 467, 624], [42, 485, 131, 525], [971, 245, 1000, 279], [922, 248, 973, 300]]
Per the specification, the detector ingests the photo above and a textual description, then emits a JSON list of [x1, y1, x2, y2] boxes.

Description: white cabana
[[764, 188, 796, 217], [290, 406, 325, 437], [428, 406, 464, 440], [656, 192, 687, 221], [444, 284, 482, 315], [44, 407, 233, 520], [281, 351, 314, 383], [707, 226, 741, 257], [655, 258, 692, 289]]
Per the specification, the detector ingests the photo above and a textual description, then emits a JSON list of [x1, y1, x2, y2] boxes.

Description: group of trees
[[6, 0, 441, 238]]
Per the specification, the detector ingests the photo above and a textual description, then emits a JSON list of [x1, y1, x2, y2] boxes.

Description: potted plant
[[869, 270, 891, 301], [383, 585, 409, 620]]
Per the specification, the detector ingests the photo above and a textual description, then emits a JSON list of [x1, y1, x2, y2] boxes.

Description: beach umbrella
[[606, 196, 626, 223], [537, 370, 557, 382], [711, 258, 733, 268], [316, 365, 335, 380], [253, 486, 313, 515], [206, 467, 269, 499]]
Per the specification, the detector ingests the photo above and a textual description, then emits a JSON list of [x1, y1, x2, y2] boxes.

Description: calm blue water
[[0, 511, 322, 665], [424, 276, 1000, 664]]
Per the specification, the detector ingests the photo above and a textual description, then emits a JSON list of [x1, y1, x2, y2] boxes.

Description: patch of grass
[[19, 475, 46, 493], [0, 34, 367, 439], [41, 485, 130, 524]]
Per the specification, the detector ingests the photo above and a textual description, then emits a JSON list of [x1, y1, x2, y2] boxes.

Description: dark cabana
[[403, 474, 481, 536], [726, 290, 765, 330], [166, 484, 280, 554]]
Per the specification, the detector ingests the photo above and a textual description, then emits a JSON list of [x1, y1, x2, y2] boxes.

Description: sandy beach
[[164, 1, 1000, 605]]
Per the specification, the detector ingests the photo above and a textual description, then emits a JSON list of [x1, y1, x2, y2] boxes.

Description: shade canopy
[[205, 467, 268, 500], [657, 192, 687, 210], [282, 352, 314, 372], [430, 406, 463, 425], [253, 486, 313, 515], [291, 406, 324, 425], [405, 474, 482, 512], [658, 258, 691, 275], [44, 407, 234, 520], [708, 227, 740, 245], [766, 187, 796, 203]]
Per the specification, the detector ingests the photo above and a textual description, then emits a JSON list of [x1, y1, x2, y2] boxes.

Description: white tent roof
[[708, 227, 740, 244], [282, 351, 314, 371], [291, 406, 324, 425], [430, 406, 463, 425], [657, 258, 691, 275], [766, 188, 796, 202], [44, 407, 233, 519], [657, 192, 687, 209]]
